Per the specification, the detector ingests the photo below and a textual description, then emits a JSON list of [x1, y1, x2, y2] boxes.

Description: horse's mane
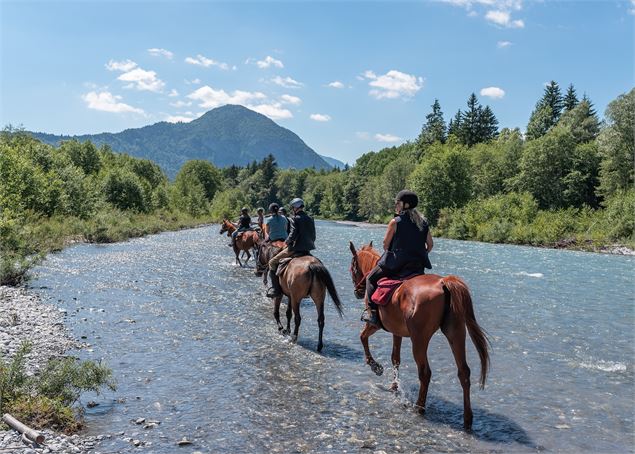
[[358, 244, 380, 272]]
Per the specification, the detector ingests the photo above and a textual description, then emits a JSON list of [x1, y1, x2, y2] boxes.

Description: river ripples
[[30, 222, 634, 453]]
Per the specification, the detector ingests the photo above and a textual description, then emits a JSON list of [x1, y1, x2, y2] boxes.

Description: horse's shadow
[[295, 337, 363, 361], [418, 393, 540, 449]]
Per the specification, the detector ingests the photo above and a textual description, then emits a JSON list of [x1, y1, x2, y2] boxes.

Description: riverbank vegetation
[[0, 342, 115, 433]]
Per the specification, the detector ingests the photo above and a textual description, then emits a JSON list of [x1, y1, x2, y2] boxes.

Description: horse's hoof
[[317, 343, 323, 352], [369, 361, 384, 376], [415, 405, 426, 415], [290, 335, 297, 343], [389, 382, 399, 392]]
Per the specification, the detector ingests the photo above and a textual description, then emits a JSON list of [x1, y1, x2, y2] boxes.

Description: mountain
[[319, 154, 346, 169], [30, 105, 331, 178]]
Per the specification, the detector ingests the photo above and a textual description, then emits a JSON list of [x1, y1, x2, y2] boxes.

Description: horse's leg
[[360, 323, 383, 376], [285, 298, 292, 334], [290, 297, 301, 344], [390, 335, 403, 391], [273, 296, 285, 333], [233, 245, 242, 267], [410, 331, 433, 415], [311, 286, 326, 352], [442, 316, 473, 430], [245, 249, 251, 264]]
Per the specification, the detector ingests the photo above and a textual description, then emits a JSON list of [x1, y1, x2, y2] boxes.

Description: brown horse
[[270, 256, 343, 352], [348, 241, 489, 431], [219, 219, 260, 267], [254, 240, 286, 283]]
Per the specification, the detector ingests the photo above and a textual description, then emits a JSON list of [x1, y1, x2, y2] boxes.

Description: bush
[[102, 168, 148, 212]]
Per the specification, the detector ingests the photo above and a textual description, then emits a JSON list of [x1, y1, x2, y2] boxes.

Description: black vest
[[387, 213, 432, 270]]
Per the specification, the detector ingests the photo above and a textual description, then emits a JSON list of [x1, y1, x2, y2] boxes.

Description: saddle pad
[[275, 252, 313, 276], [371, 273, 421, 306], [271, 240, 286, 248]]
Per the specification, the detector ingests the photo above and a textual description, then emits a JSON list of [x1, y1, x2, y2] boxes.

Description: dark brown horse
[[348, 241, 489, 430], [219, 219, 260, 267], [254, 240, 286, 283], [270, 256, 343, 352]]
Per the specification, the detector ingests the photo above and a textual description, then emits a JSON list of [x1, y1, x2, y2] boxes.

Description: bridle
[[350, 249, 378, 294]]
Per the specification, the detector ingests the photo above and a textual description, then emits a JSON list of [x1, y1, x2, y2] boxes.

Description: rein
[[352, 249, 380, 292]]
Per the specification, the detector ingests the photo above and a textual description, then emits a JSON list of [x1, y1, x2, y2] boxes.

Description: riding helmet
[[241, 207, 249, 213], [395, 190, 418, 209], [290, 198, 305, 209], [268, 203, 279, 213]]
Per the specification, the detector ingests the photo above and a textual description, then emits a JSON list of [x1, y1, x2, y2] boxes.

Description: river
[[30, 221, 634, 453]]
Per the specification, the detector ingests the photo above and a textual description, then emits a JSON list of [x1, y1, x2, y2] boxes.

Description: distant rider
[[231, 207, 255, 243], [257, 207, 265, 231], [363, 190, 433, 327], [266, 198, 316, 298], [263, 203, 289, 242]]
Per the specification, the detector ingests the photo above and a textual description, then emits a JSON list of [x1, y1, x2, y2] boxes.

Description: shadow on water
[[294, 337, 363, 361], [424, 395, 541, 449]]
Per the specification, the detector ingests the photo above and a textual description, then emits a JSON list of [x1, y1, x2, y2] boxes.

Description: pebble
[[0, 286, 105, 454]]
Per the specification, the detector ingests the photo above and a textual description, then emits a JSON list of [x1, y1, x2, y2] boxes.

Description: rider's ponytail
[[405, 208, 427, 231]]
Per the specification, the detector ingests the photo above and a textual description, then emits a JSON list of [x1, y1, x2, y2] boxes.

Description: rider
[[263, 203, 288, 242], [363, 190, 433, 327], [266, 198, 316, 298], [231, 207, 255, 243], [257, 207, 265, 231], [280, 207, 291, 235]]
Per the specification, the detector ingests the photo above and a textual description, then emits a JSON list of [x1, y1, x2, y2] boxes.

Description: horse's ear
[[369, 240, 373, 248], [349, 241, 357, 256]]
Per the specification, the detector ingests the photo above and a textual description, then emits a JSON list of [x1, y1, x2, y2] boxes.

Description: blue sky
[[1, 1, 633, 164]]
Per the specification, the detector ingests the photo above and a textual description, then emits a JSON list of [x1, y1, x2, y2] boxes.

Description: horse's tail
[[442, 275, 490, 389], [309, 263, 344, 317]]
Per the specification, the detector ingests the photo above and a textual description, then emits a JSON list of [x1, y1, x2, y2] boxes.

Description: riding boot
[[362, 300, 380, 327], [266, 270, 282, 298]]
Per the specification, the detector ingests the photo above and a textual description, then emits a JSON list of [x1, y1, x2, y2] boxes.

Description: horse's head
[[219, 219, 235, 236], [349, 241, 379, 299]]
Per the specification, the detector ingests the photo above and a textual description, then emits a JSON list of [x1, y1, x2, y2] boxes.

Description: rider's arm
[[426, 231, 433, 252], [263, 222, 269, 240], [383, 219, 397, 251], [286, 216, 298, 245]]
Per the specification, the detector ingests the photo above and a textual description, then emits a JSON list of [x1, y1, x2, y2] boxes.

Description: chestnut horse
[[254, 240, 286, 283], [348, 241, 489, 430], [219, 219, 260, 267], [270, 256, 343, 352]]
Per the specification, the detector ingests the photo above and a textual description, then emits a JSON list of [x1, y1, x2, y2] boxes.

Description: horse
[[348, 241, 489, 431], [270, 255, 343, 352], [254, 239, 286, 283], [219, 219, 260, 267]]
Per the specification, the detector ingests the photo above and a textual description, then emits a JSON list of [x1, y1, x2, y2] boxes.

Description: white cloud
[[168, 89, 179, 97], [256, 56, 284, 69], [170, 100, 192, 108], [485, 9, 524, 28], [148, 48, 174, 59], [443, 0, 525, 27], [82, 91, 144, 114], [117, 68, 165, 92], [375, 133, 402, 143], [185, 54, 230, 70], [271, 76, 304, 89], [280, 94, 302, 105], [185, 78, 201, 85], [363, 70, 424, 99], [480, 86, 506, 99], [165, 114, 197, 123], [328, 81, 344, 89], [187, 86, 267, 109], [310, 113, 331, 122], [497, 40, 513, 48], [105, 59, 137, 72], [249, 103, 293, 120]]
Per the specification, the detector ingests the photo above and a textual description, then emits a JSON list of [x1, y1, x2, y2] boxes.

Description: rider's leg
[[266, 247, 293, 298], [364, 265, 385, 326]]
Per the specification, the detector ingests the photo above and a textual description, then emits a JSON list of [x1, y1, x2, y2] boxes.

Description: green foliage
[[210, 188, 249, 220], [407, 143, 472, 224], [102, 168, 148, 212], [0, 342, 116, 433], [415, 99, 446, 152]]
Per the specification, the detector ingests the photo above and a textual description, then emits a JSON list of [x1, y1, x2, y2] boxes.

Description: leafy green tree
[[597, 88, 635, 199], [407, 143, 472, 224], [525, 104, 553, 141], [210, 188, 249, 220], [102, 169, 147, 212], [558, 99, 600, 144], [174, 160, 222, 202], [60, 140, 101, 175]]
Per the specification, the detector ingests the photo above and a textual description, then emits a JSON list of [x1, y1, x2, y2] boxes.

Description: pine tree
[[541, 80, 564, 125], [447, 109, 463, 138], [478, 105, 499, 142], [526, 81, 564, 140], [460, 93, 482, 147], [416, 99, 447, 149], [526, 104, 553, 140], [564, 84, 579, 111]]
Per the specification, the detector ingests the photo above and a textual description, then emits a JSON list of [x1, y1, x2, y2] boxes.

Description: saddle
[[276, 252, 312, 276], [371, 270, 423, 306]]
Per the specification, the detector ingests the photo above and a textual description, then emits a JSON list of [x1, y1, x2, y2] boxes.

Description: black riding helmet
[[241, 207, 249, 214], [268, 203, 279, 213], [396, 190, 418, 209]]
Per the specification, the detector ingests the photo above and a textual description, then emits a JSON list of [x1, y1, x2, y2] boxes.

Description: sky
[[1, 1, 633, 165]]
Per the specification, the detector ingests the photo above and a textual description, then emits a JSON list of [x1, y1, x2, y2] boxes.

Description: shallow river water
[[30, 221, 634, 453]]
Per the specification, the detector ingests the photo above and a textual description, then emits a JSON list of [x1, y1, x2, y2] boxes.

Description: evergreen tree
[[447, 109, 462, 138], [416, 99, 447, 150], [526, 105, 553, 141], [564, 84, 579, 111], [460, 93, 482, 147], [542, 80, 564, 124], [526, 81, 564, 140], [558, 98, 600, 144], [477, 105, 499, 142]]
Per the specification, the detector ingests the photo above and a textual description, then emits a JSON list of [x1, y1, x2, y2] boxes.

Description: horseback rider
[[280, 207, 291, 235], [231, 207, 255, 243], [266, 198, 316, 298], [257, 207, 265, 231], [363, 190, 433, 327], [263, 203, 288, 242]]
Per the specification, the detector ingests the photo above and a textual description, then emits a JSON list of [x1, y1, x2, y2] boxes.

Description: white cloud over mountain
[[82, 91, 144, 114]]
